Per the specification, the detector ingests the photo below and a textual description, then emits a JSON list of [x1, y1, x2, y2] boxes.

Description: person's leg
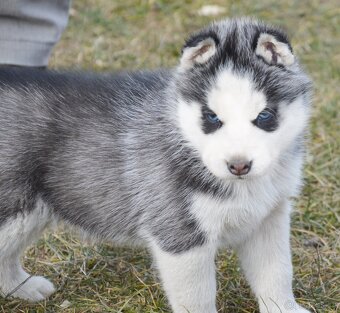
[[0, 0, 71, 67]]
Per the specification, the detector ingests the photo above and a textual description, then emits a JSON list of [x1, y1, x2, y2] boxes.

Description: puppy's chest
[[190, 184, 279, 246]]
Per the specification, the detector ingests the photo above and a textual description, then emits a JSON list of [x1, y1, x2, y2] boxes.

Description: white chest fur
[[190, 165, 302, 248]]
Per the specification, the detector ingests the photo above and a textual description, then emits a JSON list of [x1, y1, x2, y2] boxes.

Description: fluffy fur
[[0, 18, 312, 313]]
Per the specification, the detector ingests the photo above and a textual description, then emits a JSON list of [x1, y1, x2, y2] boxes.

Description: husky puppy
[[0, 18, 312, 313]]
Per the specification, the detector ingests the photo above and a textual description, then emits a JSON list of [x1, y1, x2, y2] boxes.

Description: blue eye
[[253, 109, 278, 132], [203, 111, 223, 133], [257, 110, 273, 121], [206, 113, 220, 124]]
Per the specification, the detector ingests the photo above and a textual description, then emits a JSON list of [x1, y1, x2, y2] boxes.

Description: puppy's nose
[[227, 159, 252, 176]]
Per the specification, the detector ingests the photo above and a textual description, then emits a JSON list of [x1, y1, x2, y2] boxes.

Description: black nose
[[227, 159, 252, 176]]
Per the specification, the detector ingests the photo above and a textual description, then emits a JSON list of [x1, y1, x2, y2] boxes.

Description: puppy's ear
[[255, 33, 295, 67], [179, 32, 218, 70]]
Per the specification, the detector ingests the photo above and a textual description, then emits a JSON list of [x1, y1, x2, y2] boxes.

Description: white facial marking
[[208, 70, 267, 121], [177, 69, 309, 179]]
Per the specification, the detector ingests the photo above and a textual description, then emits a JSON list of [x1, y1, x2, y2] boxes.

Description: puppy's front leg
[[152, 243, 217, 313], [236, 200, 310, 313]]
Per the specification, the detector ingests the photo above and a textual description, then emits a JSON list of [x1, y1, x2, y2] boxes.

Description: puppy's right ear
[[179, 32, 219, 71]]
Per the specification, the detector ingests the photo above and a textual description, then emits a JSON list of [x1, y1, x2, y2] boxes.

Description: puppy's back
[[0, 68, 171, 234]]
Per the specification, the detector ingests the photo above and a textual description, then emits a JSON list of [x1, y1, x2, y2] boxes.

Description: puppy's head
[[175, 18, 312, 180]]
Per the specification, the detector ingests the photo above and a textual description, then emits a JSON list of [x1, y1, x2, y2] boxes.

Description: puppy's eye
[[253, 109, 278, 132], [202, 111, 222, 134], [257, 110, 273, 122], [206, 113, 220, 124]]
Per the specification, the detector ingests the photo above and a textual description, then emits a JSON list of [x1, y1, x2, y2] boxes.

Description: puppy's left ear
[[255, 33, 295, 66], [179, 33, 218, 71]]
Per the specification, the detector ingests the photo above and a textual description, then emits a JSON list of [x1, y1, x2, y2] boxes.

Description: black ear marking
[[183, 30, 220, 50]]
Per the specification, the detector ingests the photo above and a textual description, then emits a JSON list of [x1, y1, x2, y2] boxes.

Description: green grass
[[1, 0, 339, 312]]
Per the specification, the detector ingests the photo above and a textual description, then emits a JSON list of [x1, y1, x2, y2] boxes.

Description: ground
[[0, 0, 339, 312]]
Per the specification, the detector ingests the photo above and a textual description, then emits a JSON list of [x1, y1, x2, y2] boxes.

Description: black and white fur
[[0, 18, 312, 313]]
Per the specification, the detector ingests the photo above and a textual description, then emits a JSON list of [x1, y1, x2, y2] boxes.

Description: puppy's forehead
[[207, 69, 267, 119]]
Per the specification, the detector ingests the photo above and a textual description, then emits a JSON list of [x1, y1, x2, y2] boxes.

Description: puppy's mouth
[[225, 174, 249, 181], [228, 172, 257, 181]]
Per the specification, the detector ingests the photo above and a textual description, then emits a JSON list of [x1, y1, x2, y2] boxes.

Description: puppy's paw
[[260, 300, 311, 313], [294, 307, 311, 313], [283, 301, 311, 313], [9, 276, 55, 302]]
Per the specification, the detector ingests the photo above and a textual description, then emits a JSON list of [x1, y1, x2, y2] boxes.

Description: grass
[[1, 0, 339, 312]]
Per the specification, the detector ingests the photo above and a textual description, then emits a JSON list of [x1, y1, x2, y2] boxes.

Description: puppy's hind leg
[[0, 199, 55, 302]]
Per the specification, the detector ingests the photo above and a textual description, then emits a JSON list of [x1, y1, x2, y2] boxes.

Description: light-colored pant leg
[[0, 0, 71, 66]]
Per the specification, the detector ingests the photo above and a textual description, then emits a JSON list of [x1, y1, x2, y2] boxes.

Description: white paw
[[283, 302, 311, 313], [294, 307, 311, 313], [260, 300, 311, 313], [9, 276, 55, 302]]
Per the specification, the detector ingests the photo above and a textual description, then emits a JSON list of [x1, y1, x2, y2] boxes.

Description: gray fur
[[0, 18, 311, 254]]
